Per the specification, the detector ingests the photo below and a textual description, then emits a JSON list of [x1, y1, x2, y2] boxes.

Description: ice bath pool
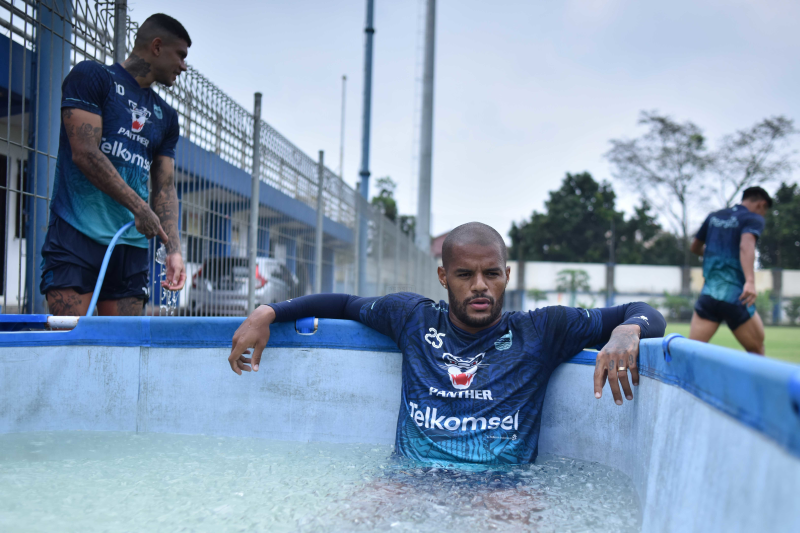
[[0, 432, 639, 532], [1, 315, 799, 532]]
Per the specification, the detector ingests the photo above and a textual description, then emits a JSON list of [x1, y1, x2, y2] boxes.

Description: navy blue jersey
[[696, 205, 764, 303], [269, 292, 664, 465], [359, 293, 607, 465], [52, 61, 180, 248]]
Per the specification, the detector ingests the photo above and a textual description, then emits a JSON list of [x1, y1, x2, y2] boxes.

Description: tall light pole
[[357, 0, 375, 295], [339, 75, 347, 178], [415, 0, 436, 251], [358, 0, 375, 202]]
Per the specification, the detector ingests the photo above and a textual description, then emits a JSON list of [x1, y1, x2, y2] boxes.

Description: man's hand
[[593, 324, 641, 405], [739, 280, 757, 307], [134, 203, 168, 241], [162, 252, 186, 291], [228, 305, 276, 375]]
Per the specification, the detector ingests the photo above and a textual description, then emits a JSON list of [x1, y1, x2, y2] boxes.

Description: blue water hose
[[86, 221, 136, 317]]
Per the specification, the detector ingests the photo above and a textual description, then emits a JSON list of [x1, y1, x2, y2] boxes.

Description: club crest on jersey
[[128, 101, 151, 133], [494, 330, 512, 351], [441, 352, 485, 390]]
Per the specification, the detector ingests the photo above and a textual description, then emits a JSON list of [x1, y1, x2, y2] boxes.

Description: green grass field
[[665, 323, 800, 365]]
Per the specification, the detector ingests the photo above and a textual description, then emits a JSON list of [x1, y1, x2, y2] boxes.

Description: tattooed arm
[[62, 107, 167, 241], [150, 155, 186, 290]]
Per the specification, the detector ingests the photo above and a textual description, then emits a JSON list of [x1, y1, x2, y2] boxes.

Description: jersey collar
[[447, 312, 507, 338]]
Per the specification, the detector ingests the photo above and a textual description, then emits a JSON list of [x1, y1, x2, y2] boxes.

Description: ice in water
[[0, 432, 640, 532], [155, 243, 178, 315]]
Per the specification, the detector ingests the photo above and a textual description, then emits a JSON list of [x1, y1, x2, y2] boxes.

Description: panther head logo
[[128, 101, 151, 133], [440, 352, 486, 390]]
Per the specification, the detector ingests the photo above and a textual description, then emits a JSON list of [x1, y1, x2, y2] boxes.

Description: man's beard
[[447, 287, 504, 329]]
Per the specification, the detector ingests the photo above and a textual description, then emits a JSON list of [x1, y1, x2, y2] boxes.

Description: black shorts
[[694, 294, 755, 331], [40, 214, 150, 302]]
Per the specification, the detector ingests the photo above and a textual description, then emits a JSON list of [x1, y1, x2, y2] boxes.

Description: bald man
[[228, 222, 665, 465]]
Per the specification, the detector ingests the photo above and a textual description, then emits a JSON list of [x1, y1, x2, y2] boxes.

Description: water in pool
[[0, 432, 640, 532]]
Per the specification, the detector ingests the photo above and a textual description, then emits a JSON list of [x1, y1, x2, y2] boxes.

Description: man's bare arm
[[229, 305, 276, 375], [150, 155, 186, 290], [739, 233, 757, 307], [690, 238, 705, 256], [62, 107, 166, 241], [228, 294, 377, 375], [150, 156, 180, 253]]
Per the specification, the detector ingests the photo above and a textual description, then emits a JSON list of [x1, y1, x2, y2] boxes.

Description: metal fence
[[1, 0, 444, 316]]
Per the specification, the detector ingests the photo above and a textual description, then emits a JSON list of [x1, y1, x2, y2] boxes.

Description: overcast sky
[[130, 0, 800, 240]]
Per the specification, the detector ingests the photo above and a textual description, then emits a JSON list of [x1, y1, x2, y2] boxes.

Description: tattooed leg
[[47, 289, 92, 317], [97, 297, 145, 317]]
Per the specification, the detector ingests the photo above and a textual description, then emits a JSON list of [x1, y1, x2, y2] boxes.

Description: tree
[[758, 183, 800, 269], [785, 297, 800, 326], [615, 201, 699, 266], [509, 172, 619, 263], [606, 111, 712, 292], [370, 176, 398, 221], [509, 172, 690, 266], [661, 292, 694, 321], [370, 176, 415, 239], [755, 290, 772, 323], [712, 116, 796, 207], [556, 269, 590, 307]]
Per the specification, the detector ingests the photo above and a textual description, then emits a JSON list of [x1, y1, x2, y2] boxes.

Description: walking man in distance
[[228, 222, 666, 466], [689, 187, 772, 355], [41, 14, 190, 316]]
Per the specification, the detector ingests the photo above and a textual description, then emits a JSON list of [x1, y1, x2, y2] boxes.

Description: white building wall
[[782, 270, 800, 298], [615, 265, 682, 294], [522, 261, 607, 292], [511, 262, 795, 297]]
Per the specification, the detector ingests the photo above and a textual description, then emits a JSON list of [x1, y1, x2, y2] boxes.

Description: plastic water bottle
[[155, 243, 178, 316]]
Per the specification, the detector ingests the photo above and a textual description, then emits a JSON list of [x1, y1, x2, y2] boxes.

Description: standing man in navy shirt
[[690, 187, 771, 355], [228, 223, 666, 465], [40, 14, 190, 316]]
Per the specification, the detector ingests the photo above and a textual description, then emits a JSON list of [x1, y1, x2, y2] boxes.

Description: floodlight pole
[[357, 0, 375, 295], [339, 75, 347, 178], [415, 0, 436, 251]]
